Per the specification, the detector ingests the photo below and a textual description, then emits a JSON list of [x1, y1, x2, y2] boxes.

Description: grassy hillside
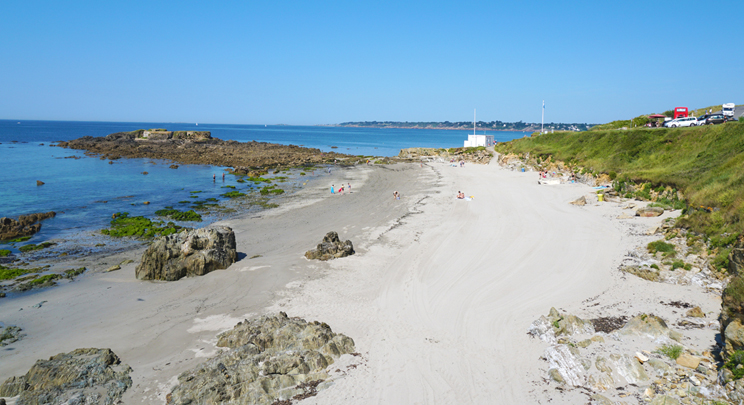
[[496, 121, 744, 240]]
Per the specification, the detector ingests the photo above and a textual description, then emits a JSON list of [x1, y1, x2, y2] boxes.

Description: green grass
[[154, 208, 202, 222], [496, 122, 744, 239], [648, 240, 676, 255], [655, 344, 683, 360], [101, 212, 183, 238]]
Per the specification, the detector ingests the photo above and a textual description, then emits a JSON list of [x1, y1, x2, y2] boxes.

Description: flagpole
[[541, 100, 544, 134]]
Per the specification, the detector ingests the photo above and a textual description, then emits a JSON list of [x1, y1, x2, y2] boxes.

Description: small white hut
[[463, 109, 494, 147]]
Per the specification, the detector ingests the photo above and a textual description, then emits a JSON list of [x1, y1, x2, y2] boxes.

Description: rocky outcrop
[[0, 211, 56, 241], [398, 147, 493, 164], [636, 206, 664, 217], [135, 226, 237, 281], [56, 130, 352, 172], [619, 314, 683, 342], [304, 232, 355, 261], [728, 238, 744, 276], [0, 348, 132, 404], [167, 312, 355, 405]]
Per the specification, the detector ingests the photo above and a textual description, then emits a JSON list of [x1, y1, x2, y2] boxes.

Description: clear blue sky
[[1, 0, 741, 125]]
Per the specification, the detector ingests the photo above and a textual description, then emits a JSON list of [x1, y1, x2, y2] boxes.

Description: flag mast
[[541, 100, 545, 134]]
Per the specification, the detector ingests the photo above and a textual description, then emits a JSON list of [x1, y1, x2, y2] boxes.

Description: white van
[[723, 103, 735, 118]]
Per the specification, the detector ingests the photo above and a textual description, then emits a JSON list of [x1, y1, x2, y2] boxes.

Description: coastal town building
[[463, 133, 494, 147]]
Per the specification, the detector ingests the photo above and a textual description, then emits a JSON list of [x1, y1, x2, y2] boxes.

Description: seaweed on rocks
[[589, 316, 628, 334], [101, 212, 184, 238]]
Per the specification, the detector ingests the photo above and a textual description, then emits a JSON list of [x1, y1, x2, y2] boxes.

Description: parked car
[[703, 114, 726, 125], [695, 115, 710, 126], [664, 117, 699, 127]]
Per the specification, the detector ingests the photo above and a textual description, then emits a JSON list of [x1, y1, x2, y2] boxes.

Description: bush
[[648, 240, 676, 255], [671, 260, 684, 270], [655, 344, 683, 360], [726, 350, 744, 379], [609, 171, 617, 181], [650, 263, 660, 270]]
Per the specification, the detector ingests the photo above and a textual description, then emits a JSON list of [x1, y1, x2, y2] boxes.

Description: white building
[[463, 134, 494, 147]]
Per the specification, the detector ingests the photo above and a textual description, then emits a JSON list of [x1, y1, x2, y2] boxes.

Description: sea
[[0, 119, 528, 256]]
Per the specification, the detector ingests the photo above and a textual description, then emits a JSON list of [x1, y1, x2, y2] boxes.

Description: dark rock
[[55, 129, 350, 170], [168, 312, 355, 405], [0, 348, 132, 404], [0, 211, 56, 241], [169, 164, 179, 169], [36, 180, 44, 186], [304, 231, 354, 261], [142, 171, 148, 175], [135, 226, 237, 281]]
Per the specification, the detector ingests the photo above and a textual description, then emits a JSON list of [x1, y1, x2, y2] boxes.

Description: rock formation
[[167, 312, 355, 405], [398, 147, 493, 164], [0, 348, 132, 404], [636, 206, 664, 217], [304, 231, 355, 261], [136, 226, 237, 281], [56, 130, 351, 172], [0, 211, 56, 241]]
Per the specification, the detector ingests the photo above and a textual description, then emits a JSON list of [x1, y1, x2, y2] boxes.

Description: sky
[[1, 0, 741, 125]]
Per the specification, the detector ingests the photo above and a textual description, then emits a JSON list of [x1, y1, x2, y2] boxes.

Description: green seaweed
[[221, 185, 236, 189], [5, 236, 31, 243], [63, 267, 86, 279], [100, 212, 184, 238], [190, 191, 202, 194], [18, 242, 55, 253], [154, 208, 203, 222], [0, 249, 10, 257], [221, 191, 246, 198], [260, 185, 284, 195]]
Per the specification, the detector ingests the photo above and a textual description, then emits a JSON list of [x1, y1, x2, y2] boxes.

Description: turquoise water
[[0, 120, 528, 253]]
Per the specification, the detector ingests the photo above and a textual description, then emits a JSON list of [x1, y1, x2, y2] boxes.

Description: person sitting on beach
[[457, 191, 465, 199]]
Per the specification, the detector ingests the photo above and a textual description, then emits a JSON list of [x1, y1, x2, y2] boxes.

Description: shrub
[[650, 264, 660, 270], [655, 344, 683, 360], [713, 248, 732, 271], [609, 171, 617, 181], [648, 240, 676, 255], [671, 260, 684, 270], [683, 263, 692, 270], [726, 350, 744, 379]]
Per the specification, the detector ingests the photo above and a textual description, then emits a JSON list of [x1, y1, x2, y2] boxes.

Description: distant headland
[[329, 120, 595, 132]]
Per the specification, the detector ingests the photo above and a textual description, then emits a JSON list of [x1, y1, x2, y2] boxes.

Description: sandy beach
[[0, 157, 720, 404]]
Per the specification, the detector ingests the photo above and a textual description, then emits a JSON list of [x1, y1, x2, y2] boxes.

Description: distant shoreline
[[320, 124, 538, 133]]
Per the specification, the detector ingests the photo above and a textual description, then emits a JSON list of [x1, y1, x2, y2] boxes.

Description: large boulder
[[167, 312, 355, 405], [722, 276, 744, 355], [304, 231, 355, 261], [0, 211, 56, 241], [0, 348, 132, 404], [135, 226, 237, 281]]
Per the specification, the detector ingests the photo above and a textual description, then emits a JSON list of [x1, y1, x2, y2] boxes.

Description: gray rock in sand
[[0, 348, 132, 404], [305, 231, 355, 261], [136, 225, 237, 281]]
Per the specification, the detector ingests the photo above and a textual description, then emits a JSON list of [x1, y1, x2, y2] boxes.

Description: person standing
[[331, 185, 335, 194], [348, 183, 351, 192]]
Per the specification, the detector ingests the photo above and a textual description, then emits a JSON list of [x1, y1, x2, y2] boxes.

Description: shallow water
[[0, 120, 527, 255]]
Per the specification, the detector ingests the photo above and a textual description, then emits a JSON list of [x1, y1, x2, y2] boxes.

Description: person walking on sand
[[331, 185, 335, 194], [348, 183, 351, 193]]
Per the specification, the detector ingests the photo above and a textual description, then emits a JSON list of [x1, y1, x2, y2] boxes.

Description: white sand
[[0, 158, 720, 404]]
